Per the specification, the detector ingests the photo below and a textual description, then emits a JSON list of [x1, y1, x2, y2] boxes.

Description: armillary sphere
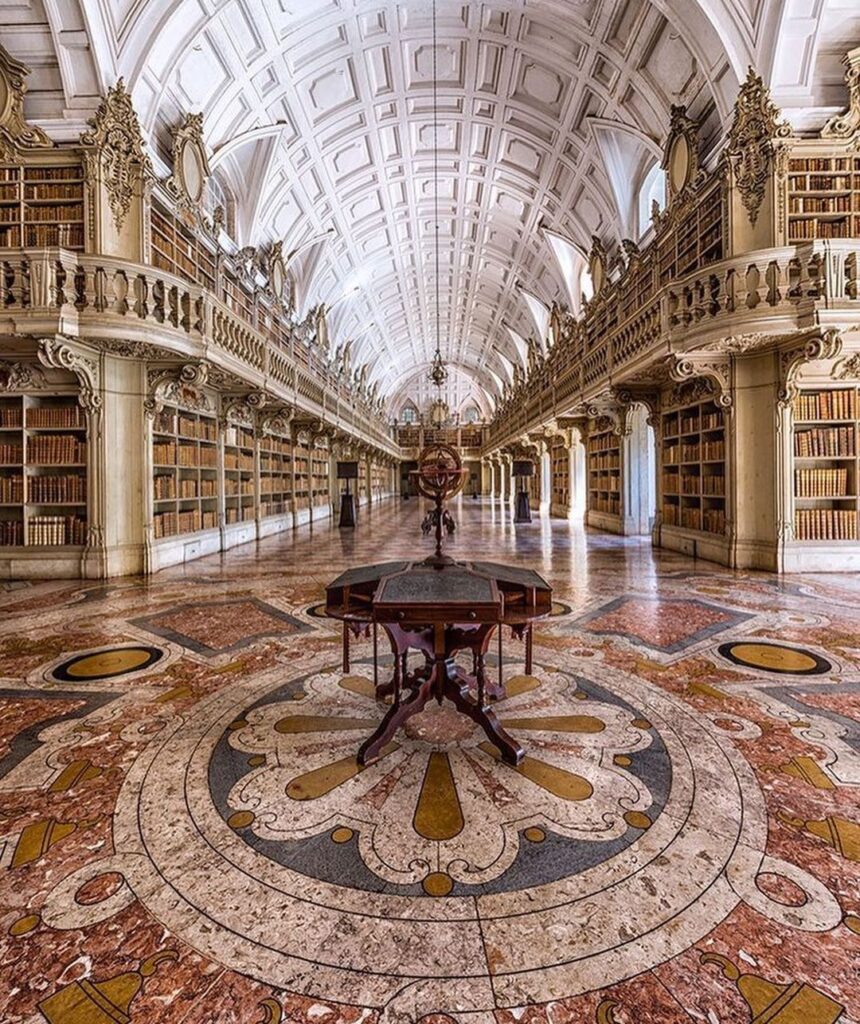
[[413, 443, 467, 501], [412, 443, 468, 565]]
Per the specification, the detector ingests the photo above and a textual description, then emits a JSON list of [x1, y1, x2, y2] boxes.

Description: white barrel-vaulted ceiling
[[4, 0, 859, 412]]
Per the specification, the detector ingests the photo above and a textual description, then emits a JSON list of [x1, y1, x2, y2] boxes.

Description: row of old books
[[794, 390, 856, 421], [153, 509, 218, 538], [25, 407, 85, 428], [795, 509, 858, 541], [0, 408, 22, 427], [28, 514, 86, 545], [0, 442, 23, 463], [703, 508, 727, 534], [589, 454, 620, 470], [28, 435, 86, 464], [0, 519, 23, 545], [794, 427, 855, 457], [795, 468, 851, 497], [27, 474, 86, 503], [224, 452, 255, 470], [0, 476, 23, 503]]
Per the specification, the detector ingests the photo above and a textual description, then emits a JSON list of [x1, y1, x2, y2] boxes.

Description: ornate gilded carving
[[726, 68, 791, 226], [832, 352, 860, 381], [37, 339, 102, 412], [0, 360, 48, 391], [81, 79, 153, 231], [145, 363, 211, 417], [777, 328, 842, 408], [668, 352, 732, 409], [166, 112, 210, 211], [662, 105, 699, 202], [822, 47, 860, 140], [0, 43, 52, 157]]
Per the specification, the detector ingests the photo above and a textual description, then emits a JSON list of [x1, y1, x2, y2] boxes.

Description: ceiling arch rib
[[72, 0, 756, 409]]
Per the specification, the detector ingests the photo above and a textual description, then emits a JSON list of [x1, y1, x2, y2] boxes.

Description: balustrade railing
[[0, 248, 395, 452]]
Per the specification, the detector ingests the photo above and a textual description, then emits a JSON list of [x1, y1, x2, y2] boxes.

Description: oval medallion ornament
[[52, 646, 164, 682], [718, 641, 831, 675]]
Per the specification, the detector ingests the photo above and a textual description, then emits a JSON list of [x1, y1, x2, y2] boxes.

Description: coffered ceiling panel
[[3, 0, 857, 411]]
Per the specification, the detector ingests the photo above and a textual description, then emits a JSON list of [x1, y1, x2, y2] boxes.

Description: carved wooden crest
[[726, 68, 791, 226], [662, 105, 699, 202], [588, 235, 608, 296], [167, 113, 210, 211], [81, 79, 153, 231], [822, 47, 860, 140], [0, 43, 52, 158]]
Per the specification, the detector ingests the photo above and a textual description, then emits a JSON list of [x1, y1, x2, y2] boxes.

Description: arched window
[[462, 405, 479, 424], [638, 162, 665, 238], [401, 405, 417, 424]]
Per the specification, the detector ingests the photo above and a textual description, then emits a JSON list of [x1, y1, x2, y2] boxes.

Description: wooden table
[[326, 559, 551, 765]]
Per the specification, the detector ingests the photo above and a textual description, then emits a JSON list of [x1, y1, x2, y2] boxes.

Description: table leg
[[358, 666, 436, 765], [343, 624, 350, 673], [373, 620, 378, 690], [525, 624, 533, 675], [445, 664, 524, 765]]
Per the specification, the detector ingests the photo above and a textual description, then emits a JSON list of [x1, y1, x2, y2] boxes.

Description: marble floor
[[1, 497, 859, 1024]]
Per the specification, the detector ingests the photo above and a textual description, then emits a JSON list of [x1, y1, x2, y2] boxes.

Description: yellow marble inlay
[[331, 827, 354, 843], [777, 756, 834, 790], [413, 752, 464, 841], [502, 715, 605, 733], [339, 675, 377, 699], [504, 674, 541, 697], [524, 826, 546, 843], [729, 643, 819, 673], [623, 810, 652, 830], [9, 913, 40, 936], [613, 755, 632, 767], [275, 715, 376, 734], [479, 743, 593, 801], [227, 811, 255, 829], [65, 648, 152, 678], [286, 743, 399, 800], [844, 913, 860, 935], [422, 871, 454, 896]]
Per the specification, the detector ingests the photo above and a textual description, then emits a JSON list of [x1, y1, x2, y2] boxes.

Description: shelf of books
[[0, 394, 88, 548], [151, 405, 219, 540], [0, 160, 86, 251], [371, 462, 389, 501], [551, 438, 570, 513], [293, 440, 311, 521], [259, 431, 294, 523], [660, 397, 728, 540], [150, 199, 216, 289], [224, 424, 256, 527], [657, 178, 724, 287], [785, 153, 860, 243], [586, 426, 621, 530], [791, 387, 858, 543], [311, 449, 331, 510]]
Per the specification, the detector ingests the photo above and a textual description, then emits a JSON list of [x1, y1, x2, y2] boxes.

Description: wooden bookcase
[[0, 160, 86, 250], [786, 155, 860, 242], [657, 178, 724, 286], [587, 428, 621, 518], [150, 200, 216, 288], [551, 438, 569, 510], [792, 387, 858, 541], [293, 440, 310, 513], [311, 449, 330, 508], [660, 397, 727, 536], [152, 405, 219, 539], [0, 394, 87, 547], [223, 423, 256, 525], [259, 431, 293, 519]]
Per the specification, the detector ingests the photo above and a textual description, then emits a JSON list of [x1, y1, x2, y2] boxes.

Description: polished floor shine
[[1, 498, 859, 1024]]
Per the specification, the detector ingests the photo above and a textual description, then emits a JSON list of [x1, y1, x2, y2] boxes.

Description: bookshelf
[[311, 448, 330, 509], [551, 438, 569, 511], [259, 431, 294, 519], [223, 423, 256, 525], [293, 439, 310, 514], [151, 405, 219, 539], [660, 397, 727, 536], [0, 394, 88, 547], [0, 162, 86, 251], [792, 387, 858, 541], [150, 200, 216, 288], [657, 178, 724, 287], [587, 427, 621, 519], [786, 155, 860, 242]]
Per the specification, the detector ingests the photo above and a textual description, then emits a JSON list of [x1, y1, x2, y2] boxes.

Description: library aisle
[[1, 498, 858, 1024]]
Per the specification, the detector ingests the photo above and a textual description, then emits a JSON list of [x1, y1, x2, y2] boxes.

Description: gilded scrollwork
[[776, 328, 843, 408], [37, 338, 102, 413], [822, 47, 860, 140], [0, 360, 48, 391], [81, 79, 153, 231], [0, 43, 52, 158], [726, 68, 792, 226]]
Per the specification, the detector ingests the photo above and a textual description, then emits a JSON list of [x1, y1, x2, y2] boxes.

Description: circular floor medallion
[[51, 645, 164, 682], [115, 655, 768, 1015], [718, 641, 830, 675]]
